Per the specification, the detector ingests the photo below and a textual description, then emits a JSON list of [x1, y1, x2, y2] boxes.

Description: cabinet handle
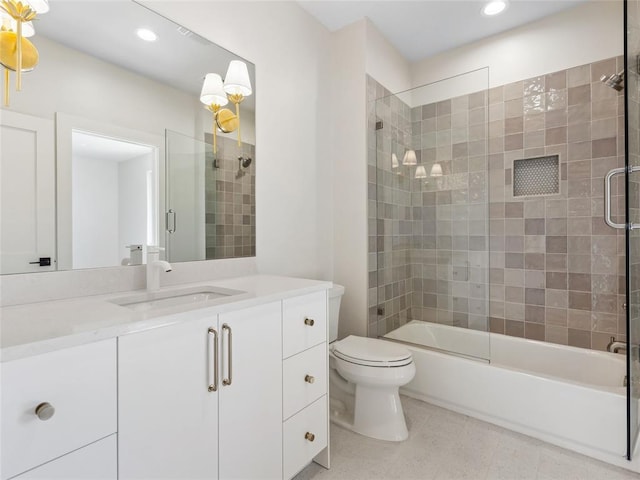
[[305, 432, 315, 442], [208, 328, 218, 392], [35, 402, 55, 421], [222, 324, 233, 386], [304, 375, 315, 384], [304, 317, 315, 326]]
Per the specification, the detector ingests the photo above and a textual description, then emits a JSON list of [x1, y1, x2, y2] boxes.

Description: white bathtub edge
[[400, 386, 638, 473], [400, 344, 638, 473]]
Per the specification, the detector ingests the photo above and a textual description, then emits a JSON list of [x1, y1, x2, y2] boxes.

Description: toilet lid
[[332, 336, 412, 367]]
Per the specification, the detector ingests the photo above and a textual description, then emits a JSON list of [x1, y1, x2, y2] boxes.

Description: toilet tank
[[328, 284, 345, 343]]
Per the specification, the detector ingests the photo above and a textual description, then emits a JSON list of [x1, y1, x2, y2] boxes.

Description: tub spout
[[607, 336, 626, 354]]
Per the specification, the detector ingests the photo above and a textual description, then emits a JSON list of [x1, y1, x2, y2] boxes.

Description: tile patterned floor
[[295, 396, 640, 480]]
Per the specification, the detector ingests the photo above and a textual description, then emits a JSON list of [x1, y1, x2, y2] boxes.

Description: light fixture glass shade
[[200, 73, 228, 107], [430, 163, 443, 177], [391, 153, 399, 169], [0, 14, 35, 37], [25, 0, 49, 14], [402, 149, 417, 166], [415, 166, 427, 179], [223, 60, 252, 97]]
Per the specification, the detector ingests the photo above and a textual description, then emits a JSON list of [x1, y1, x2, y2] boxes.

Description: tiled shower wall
[[204, 134, 256, 259], [367, 75, 413, 337], [367, 55, 627, 351]]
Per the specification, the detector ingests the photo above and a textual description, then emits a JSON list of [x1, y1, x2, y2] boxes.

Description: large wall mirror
[[0, 0, 256, 275]]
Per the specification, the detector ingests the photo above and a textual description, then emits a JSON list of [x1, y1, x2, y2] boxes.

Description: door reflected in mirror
[[71, 131, 158, 270]]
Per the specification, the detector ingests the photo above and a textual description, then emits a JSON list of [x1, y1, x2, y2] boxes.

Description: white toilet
[[328, 284, 416, 441]]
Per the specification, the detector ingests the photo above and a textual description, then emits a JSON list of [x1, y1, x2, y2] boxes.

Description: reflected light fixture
[[0, 0, 48, 106], [201, 60, 252, 152], [200, 73, 230, 155], [415, 165, 427, 179], [391, 153, 399, 169], [402, 149, 417, 166], [223, 60, 252, 147], [482, 0, 507, 16], [136, 28, 157, 42], [430, 163, 443, 177]]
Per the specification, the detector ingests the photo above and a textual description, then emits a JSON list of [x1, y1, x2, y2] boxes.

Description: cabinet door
[[118, 316, 219, 479], [218, 302, 282, 480]]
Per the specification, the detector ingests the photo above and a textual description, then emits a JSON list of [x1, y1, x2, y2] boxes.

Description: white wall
[[329, 20, 368, 338], [72, 155, 119, 269], [144, 1, 333, 281], [11, 36, 202, 140], [119, 153, 153, 263], [365, 19, 412, 95], [411, 1, 623, 91]]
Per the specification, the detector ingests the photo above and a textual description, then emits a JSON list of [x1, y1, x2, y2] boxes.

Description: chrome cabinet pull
[[35, 402, 55, 421], [305, 432, 315, 442], [304, 317, 315, 326], [222, 324, 232, 386], [304, 375, 315, 384], [208, 328, 218, 392]]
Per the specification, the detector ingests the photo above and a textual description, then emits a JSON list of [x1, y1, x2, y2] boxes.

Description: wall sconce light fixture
[[0, 0, 48, 106], [415, 165, 427, 179], [430, 163, 443, 177], [403, 149, 417, 166], [200, 60, 252, 153], [391, 153, 398, 169]]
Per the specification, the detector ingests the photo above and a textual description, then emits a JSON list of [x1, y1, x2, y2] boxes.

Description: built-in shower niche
[[513, 155, 559, 197]]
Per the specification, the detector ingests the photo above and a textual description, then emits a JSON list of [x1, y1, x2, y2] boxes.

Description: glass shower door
[[626, 0, 640, 460]]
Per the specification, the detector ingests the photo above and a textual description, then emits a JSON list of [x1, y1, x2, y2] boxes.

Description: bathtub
[[384, 320, 637, 472]]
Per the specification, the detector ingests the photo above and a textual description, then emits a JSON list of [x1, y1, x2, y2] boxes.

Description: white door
[[218, 302, 283, 480], [0, 111, 55, 274], [118, 315, 219, 480]]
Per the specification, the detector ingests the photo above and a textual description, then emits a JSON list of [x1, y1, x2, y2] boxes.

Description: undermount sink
[[110, 286, 246, 312]]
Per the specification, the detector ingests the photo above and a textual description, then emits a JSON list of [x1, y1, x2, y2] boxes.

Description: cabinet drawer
[[283, 396, 328, 480], [1, 340, 117, 480], [14, 434, 117, 480], [283, 343, 327, 420], [282, 291, 327, 359]]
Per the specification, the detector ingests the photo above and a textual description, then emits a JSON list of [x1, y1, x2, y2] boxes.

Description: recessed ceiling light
[[482, 0, 508, 16], [136, 28, 157, 42]]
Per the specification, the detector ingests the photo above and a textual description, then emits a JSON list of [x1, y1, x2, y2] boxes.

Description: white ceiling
[[72, 131, 153, 163], [298, 0, 589, 62], [35, 1, 255, 110]]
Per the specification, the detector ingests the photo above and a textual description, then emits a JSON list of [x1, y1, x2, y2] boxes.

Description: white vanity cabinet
[[0, 339, 117, 480], [118, 301, 283, 480]]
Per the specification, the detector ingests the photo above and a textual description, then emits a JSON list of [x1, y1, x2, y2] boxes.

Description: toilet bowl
[[329, 336, 416, 441]]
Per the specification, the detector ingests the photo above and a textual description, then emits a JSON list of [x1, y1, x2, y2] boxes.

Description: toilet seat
[[332, 335, 412, 367]]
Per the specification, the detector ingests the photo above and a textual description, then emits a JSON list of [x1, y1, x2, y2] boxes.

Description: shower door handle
[[606, 166, 640, 230], [605, 167, 626, 229], [166, 209, 176, 234]]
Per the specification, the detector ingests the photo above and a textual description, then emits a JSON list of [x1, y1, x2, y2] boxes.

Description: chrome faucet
[[607, 336, 626, 354], [146, 246, 172, 292]]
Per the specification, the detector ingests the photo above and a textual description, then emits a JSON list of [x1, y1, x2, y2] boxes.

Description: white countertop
[[0, 275, 331, 362]]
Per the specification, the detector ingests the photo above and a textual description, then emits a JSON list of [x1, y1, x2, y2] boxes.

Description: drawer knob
[[35, 402, 55, 421], [305, 432, 315, 442], [304, 317, 315, 326], [304, 375, 315, 384]]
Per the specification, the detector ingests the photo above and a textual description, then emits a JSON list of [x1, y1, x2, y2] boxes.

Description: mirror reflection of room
[[0, 0, 256, 274]]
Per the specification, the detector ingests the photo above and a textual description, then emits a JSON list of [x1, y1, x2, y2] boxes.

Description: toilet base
[[329, 381, 409, 442]]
